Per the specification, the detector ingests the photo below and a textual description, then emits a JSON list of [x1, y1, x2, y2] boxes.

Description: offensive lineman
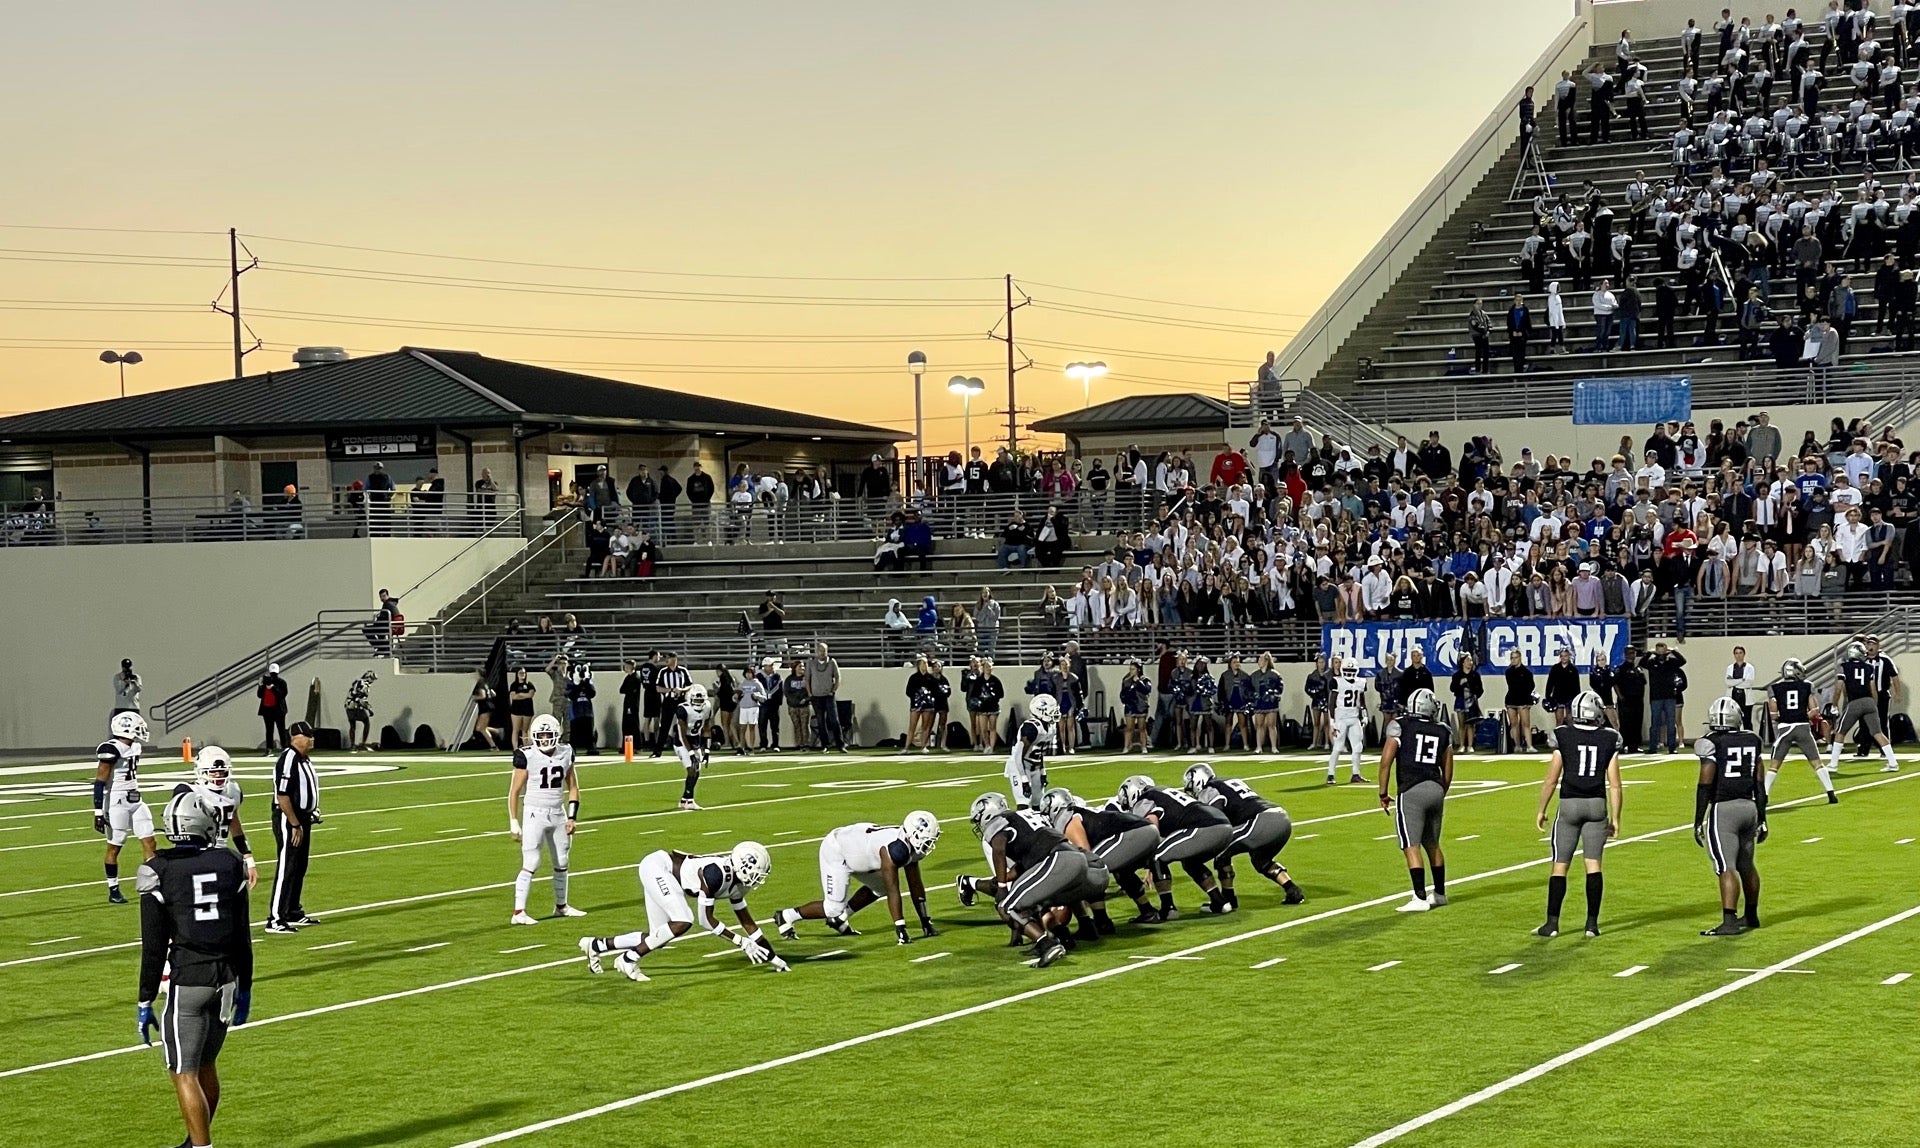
[[1828, 643, 1901, 775], [1327, 656, 1369, 784], [578, 841, 784, 981], [96, 711, 156, 903], [772, 811, 942, 943], [1118, 774, 1235, 917], [1039, 786, 1160, 930], [669, 682, 714, 810], [1695, 695, 1766, 936], [1183, 762, 1306, 909], [1767, 658, 1838, 802], [137, 789, 254, 1148], [1006, 694, 1058, 809], [189, 747, 258, 889], [1379, 687, 1454, 912], [507, 714, 588, 925], [1531, 691, 1622, 938], [955, 792, 1100, 968]]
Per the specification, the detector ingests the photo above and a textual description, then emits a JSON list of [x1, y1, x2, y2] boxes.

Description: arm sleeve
[[137, 864, 170, 1002]]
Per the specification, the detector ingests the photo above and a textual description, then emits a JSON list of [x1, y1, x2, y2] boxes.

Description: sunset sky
[[0, 1, 1572, 449]]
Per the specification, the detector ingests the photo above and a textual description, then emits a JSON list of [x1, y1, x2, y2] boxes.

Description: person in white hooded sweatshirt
[[1546, 282, 1569, 353]]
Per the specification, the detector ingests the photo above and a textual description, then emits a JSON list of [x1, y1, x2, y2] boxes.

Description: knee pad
[[645, 923, 680, 950]]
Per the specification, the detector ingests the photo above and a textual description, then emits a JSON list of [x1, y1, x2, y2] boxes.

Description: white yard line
[[1614, 965, 1648, 978], [499, 944, 544, 954], [1346, 903, 1920, 1148], [1488, 963, 1522, 975], [405, 943, 449, 953], [29, 936, 79, 946], [1367, 961, 1402, 972], [909, 951, 951, 964], [306, 941, 355, 951], [1251, 957, 1287, 969], [1882, 973, 1912, 985]]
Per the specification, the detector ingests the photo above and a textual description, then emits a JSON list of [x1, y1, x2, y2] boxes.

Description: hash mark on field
[[1457, 834, 1481, 841], [1368, 960, 1401, 972], [702, 949, 736, 959], [499, 944, 544, 954], [1374, 834, 1395, 841], [702, 830, 730, 836], [307, 940, 355, 951], [1898, 838, 1915, 845], [1127, 955, 1202, 961], [436, 828, 471, 835], [1801, 836, 1823, 844], [775, 830, 805, 837], [405, 943, 449, 953], [910, 952, 951, 964], [371, 828, 402, 834], [1728, 967, 1814, 974], [1883, 973, 1912, 985], [1615, 965, 1649, 978], [1296, 833, 1319, 839], [31, 936, 80, 946], [810, 949, 848, 960], [742, 784, 791, 789], [0, 826, 24, 832], [1251, 957, 1287, 969], [1489, 963, 1523, 975]]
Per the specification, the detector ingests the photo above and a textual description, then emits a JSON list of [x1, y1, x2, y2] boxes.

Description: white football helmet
[[730, 840, 772, 889], [530, 713, 563, 751], [1182, 762, 1217, 798], [1029, 694, 1060, 724], [684, 683, 710, 716], [1570, 691, 1606, 727], [901, 810, 941, 857], [968, 791, 1010, 838], [1405, 688, 1442, 722], [1117, 774, 1155, 809], [110, 711, 148, 744], [194, 745, 233, 789], [1707, 695, 1745, 732], [1780, 658, 1805, 681]]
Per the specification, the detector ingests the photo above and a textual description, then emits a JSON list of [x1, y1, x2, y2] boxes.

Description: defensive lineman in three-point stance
[[1379, 688, 1454, 913], [96, 710, 156, 903], [1766, 659, 1837, 802], [773, 812, 942, 944], [579, 842, 784, 981], [508, 714, 588, 925], [1532, 691, 1622, 938], [1696, 695, 1767, 936], [1183, 762, 1306, 911]]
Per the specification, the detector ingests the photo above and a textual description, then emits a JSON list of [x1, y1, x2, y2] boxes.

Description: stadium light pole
[[907, 350, 927, 470], [1064, 360, 1108, 408], [949, 375, 986, 457], [99, 350, 144, 398]]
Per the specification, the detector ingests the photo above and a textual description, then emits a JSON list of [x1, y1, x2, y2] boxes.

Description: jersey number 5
[[192, 872, 221, 922]]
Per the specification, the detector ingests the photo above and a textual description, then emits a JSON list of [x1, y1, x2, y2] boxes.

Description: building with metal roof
[[1028, 392, 1238, 457]]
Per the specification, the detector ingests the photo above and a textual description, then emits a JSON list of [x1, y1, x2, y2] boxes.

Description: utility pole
[[989, 274, 1031, 451], [214, 228, 261, 378]]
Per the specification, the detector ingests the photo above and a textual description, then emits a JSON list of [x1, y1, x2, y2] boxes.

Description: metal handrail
[[0, 491, 524, 548], [1290, 388, 1401, 456], [443, 509, 586, 629]]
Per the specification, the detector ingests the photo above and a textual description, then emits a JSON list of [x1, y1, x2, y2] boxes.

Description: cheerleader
[[1168, 651, 1196, 753], [1250, 653, 1285, 753], [1120, 658, 1153, 753], [1187, 653, 1217, 754], [1219, 653, 1255, 752]]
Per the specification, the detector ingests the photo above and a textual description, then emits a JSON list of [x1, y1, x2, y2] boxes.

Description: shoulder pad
[[512, 749, 530, 770]]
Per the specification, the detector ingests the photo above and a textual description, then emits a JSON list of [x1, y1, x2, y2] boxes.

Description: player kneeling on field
[[1532, 691, 1622, 938], [955, 792, 1106, 968], [508, 714, 587, 925], [1119, 773, 1234, 917], [1379, 688, 1454, 913], [579, 842, 784, 981], [773, 811, 942, 944], [1039, 787, 1159, 935], [1695, 696, 1766, 937], [1183, 763, 1305, 910]]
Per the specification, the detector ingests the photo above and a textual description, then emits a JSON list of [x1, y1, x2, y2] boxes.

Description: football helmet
[[1029, 694, 1060, 724], [161, 789, 221, 844], [530, 713, 563, 751], [1707, 695, 1745, 732], [684, 683, 710, 716], [730, 840, 772, 889], [1846, 641, 1867, 661], [1182, 762, 1217, 798], [968, 792, 1010, 838], [1780, 658, 1805, 680], [1405, 687, 1442, 722], [194, 745, 233, 789], [110, 711, 148, 744], [901, 810, 941, 856], [1117, 774, 1155, 809], [1037, 787, 1078, 821], [1570, 690, 1606, 727]]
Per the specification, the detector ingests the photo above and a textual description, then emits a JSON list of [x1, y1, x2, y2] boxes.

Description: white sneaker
[[614, 952, 650, 982], [1396, 896, 1432, 913], [555, 905, 588, 918], [510, 910, 539, 926], [678, 797, 702, 810], [578, 936, 603, 974], [1882, 762, 1902, 773]]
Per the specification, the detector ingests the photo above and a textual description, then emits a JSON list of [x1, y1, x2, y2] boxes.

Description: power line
[[240, 306, 988, 345], [1028, 299, 1297, 337], [1019, 336, 1252, 368], [0, 223, 226, 237], [1017, 278, 1312, 319]]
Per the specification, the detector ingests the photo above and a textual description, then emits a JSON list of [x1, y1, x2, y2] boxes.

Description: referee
[[138, 789, 253, 1148], [266, 721, 320, 934], [649, 651, 690, 758]]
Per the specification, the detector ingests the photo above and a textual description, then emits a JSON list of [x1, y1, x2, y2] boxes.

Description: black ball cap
[[289, 722, 315, 737]]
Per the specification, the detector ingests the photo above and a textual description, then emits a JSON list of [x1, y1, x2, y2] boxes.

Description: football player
[[1378, 687, 1454, 913], [1828, 642, 1900, 775], [507, 714, 588, 925], [1005, 694, 1058, 809], [954, 792, 1101, 968], [772, 811, 942, 944], [189, 746, 258, 888], [1694, 695, 1766, 936], [95, 711, 156, 903], [1118, 773, 1234, 917], [1531, 691, 1622, 938], [1327, 656, 1369, 785], [1766, 658, 1836, 801], [1039, 786, 1159, 930], [670, 682, 714, 810], [578, 841, 784, 981], [1183, 763, 1305, 910]]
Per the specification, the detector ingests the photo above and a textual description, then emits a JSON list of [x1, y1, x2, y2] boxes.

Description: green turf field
[[2, 743, 1915, 1147]]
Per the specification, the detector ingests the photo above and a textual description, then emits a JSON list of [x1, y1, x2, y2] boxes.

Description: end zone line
[[1347, 902, 1920, 1148]]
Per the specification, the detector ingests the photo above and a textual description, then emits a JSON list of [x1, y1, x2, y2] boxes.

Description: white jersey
[[513, 745, 575, 812], [1332, 675, 1368, 721], [677, 852, 751, 909], [825, 822, 920, 877], [1003, 718, 1052, 783], [96, 738, 143, 796], [195, 780, 244, 847]]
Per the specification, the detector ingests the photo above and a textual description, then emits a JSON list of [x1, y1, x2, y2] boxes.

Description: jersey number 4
[[192, 872, 221, 922]]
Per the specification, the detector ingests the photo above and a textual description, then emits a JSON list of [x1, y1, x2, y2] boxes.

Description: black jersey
[[987, 809, 1070, 871], [1771, 679, 1814, 723], [136, 845, 253, 1001], [1130, 786, 1229, 832], [1553, 723, 1621, 799], [1701, 729, 1764, 803], [1391, 716, 1453, 793], [1071, 804, 1151, 846], [1586, 663, 1616, 705], [1198, 778, 1275, 822], [1839, 658, 1876, 702]]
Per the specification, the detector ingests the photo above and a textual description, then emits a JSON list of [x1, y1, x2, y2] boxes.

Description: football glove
[[509, 818, 521, 840], [231, 989, 252, 1027], [138, 1002, 157, 1046], [769, 956, 791, 973], [895, 920, 912, 946], [744, 942, 770, 965], [1693, 823, 1706, 847], [1756, 821, 1769, 844], [94, 813, 107, 835]]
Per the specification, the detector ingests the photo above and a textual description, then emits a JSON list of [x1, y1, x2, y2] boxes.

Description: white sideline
[[440, 775, 1905, 1147], [1, 772, 1907, 1088], [1346, 902, 1920, 1148]]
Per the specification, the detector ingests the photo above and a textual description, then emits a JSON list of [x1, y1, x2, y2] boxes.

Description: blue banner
[[1320, 619, 1630, 676], [1571, 376, 1692, 426]]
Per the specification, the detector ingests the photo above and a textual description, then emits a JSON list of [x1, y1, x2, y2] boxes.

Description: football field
[[2, 744, 1916, 1147]]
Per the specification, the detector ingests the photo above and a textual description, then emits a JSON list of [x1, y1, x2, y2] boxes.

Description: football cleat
[[1532, 920, 1560, 938], [826, 915, 860, 937], [265, 921, 298, 933], [556, 905, 587, 918], [107, 887, 128, 905], [614, 952, 650, 982], [1396, 897, 1432, 913], [294, 915, 322, 926], [1585, 922, 1602, 938], [1429, 894, 1448, 908], [955, 875, 977, 907], [1283, 885, 1307, 905], [1131, 908, 1163, 925], [1882, 763, 1902, 773], [578, 936, 604, 974], [1160, 906, 1181, 921], [774, 908, 799, 940], [510, 910, 539, 926], [1828, 792, 1841, 804], [1348, 774, 1370, 784], [1034, 938, 1068, 968], [678, 798, 702, 810], [1700, 921, 1744, 936]]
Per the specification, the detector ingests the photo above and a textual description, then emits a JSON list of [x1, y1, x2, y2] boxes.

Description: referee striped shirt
[[654, 665, 691, 701], [273, 747, 319, 820]]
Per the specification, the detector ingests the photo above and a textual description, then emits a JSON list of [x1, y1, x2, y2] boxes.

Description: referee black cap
[[289, 721, 315, 737]]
